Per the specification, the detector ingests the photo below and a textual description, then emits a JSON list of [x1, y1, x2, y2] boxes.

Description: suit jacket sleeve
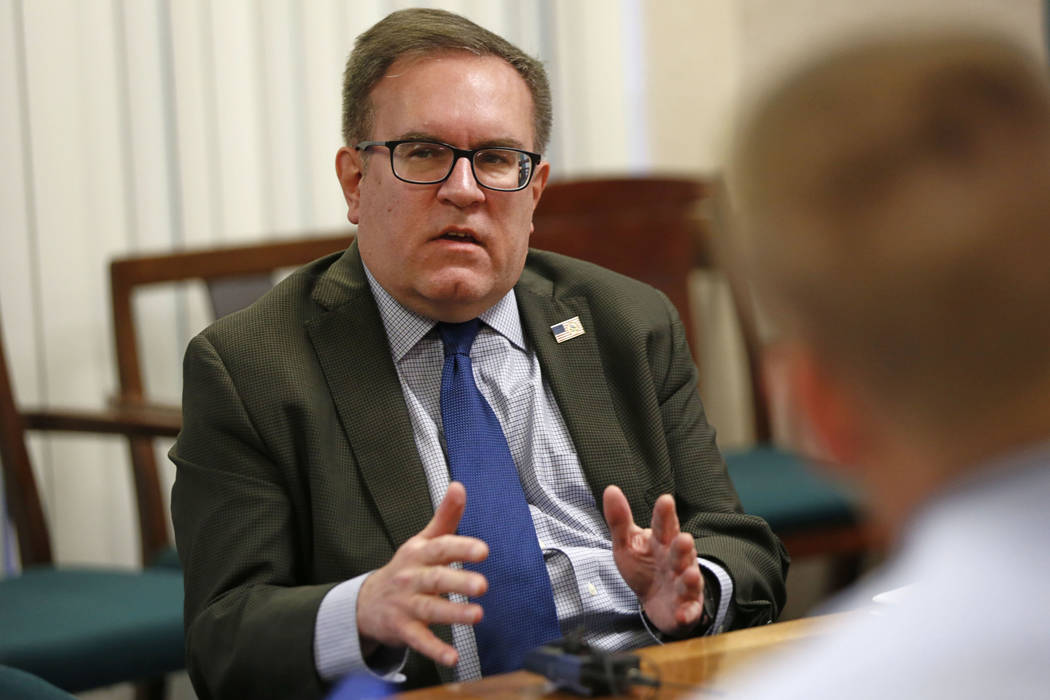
[[170, 332, 333, 700], [170, 248, 449, 698], [650, 294, 789, 628]]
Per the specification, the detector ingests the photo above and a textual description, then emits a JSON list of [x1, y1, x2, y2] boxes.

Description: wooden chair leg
[[134, 677, 166, 700]]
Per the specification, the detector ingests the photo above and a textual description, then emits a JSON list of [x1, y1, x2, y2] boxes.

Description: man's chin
[[416, 277, 506, 322]]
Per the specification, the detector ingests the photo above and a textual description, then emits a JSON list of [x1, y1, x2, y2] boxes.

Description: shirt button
[[587, 582, 598, 597]]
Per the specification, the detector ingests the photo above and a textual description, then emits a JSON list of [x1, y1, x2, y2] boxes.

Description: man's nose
[[438, 156, 485, 207]]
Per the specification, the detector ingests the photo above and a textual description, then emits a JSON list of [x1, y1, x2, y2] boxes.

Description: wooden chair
[[0, 312, 183, 697], [719, 253, 879, 570], [532, 177, 701, 358], [533, 177, 876, 589], [108, 233, 355, 565]]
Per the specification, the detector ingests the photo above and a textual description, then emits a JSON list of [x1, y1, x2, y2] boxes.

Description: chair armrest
[[21, 403, 182, 438]]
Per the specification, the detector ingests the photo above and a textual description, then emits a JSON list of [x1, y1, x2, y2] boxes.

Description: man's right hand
[[356, 481, 488, 668]]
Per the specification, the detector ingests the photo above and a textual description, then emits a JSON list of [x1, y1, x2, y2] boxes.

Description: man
[[171, 8, 787, 698], [720, 30, 1050, 698]]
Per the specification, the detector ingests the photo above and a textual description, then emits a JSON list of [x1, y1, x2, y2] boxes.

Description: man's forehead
[[368, 50, 536, 149]]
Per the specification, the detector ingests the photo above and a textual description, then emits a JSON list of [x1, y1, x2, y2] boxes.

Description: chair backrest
[[534, 176, 776, 443], [695, 182, 774, 443], [718, 255, 774, 443], [109, 233, 356, 564], [531, 177, 705, 358], [1, 310, 185, 570], [0, 316, 55, 567]]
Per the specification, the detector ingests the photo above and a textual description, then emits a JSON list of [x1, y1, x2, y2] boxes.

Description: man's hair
[[341, 8, 552, 153], [725, 30, 1050, 432]]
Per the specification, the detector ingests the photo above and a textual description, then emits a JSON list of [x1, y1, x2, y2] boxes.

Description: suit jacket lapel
[[516, 266, 653, 525], [306, 245, 455, 681], [305, 243, 435, 552]]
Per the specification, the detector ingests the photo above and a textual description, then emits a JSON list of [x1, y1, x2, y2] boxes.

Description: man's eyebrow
[[479, 138, 528, 150]]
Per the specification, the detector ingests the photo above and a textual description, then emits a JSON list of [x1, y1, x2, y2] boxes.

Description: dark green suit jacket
[[170, 242, 788, 699]]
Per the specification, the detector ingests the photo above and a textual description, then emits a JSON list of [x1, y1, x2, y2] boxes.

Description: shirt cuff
[[698, 558, 733, 634], [314, 573, 408, 684]]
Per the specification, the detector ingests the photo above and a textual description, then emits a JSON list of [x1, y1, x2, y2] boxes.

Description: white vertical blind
[[0, 0, 649, 574]]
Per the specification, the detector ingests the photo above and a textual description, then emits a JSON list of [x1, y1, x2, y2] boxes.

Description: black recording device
[[523, 634, 655, 696]]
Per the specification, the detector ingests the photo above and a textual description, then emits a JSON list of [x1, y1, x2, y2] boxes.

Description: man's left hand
[[603, 485, 705, 636]]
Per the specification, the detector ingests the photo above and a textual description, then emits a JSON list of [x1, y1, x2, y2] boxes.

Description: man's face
[[335, 52, 549, 322]]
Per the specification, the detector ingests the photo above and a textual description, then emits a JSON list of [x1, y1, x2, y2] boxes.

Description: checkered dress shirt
[[314, 267, 731, 683]]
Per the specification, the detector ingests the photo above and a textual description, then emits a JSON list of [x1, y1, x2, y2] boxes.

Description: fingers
[[641, 556, 705, 633], [650, 493, 680, 546], [381, 576, 484, 667], [409, 482, 487, 567], [670, 532, 698, 575], [357, 562, 487, 666], [421, 481, 467, 538], [607, 488, 681, 549], [670, 539, 703, 627], [675, 551, 702, 597], [676, 571, 703, 627], [408, 533, 488, 567], [675, 597, 704, 628], [402, 564, 488, 598], [408, 593, 484, 627], [357, 482, 489, 664], [602, 484, 635, 548], [400, 621, 461, 668]]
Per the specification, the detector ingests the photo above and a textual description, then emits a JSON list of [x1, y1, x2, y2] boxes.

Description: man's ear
[[770, 341, 870, 472], [527, 160, 551, 235], [335, 146, 364, 225]]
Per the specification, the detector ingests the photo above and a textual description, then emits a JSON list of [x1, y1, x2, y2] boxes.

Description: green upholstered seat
[[148, 545, 182, 570], [724, 446, 859, 532], [0, 567, 184, 692], [0, 664, 76, 699], [0, 312, 184, 698]]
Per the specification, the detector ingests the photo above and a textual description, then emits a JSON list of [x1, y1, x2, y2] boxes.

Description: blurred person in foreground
[[719, 29, 1050, 699], [169, 7, 787, 698]]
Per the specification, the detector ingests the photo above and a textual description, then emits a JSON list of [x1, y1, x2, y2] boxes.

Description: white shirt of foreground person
[[716, 443, 1050, 699]]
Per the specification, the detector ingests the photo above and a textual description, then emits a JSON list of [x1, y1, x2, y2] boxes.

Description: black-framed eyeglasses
[[354, 139, 541, 192]]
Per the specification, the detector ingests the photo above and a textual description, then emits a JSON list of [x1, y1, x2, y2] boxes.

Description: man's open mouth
[[440, 230, 479, 244]]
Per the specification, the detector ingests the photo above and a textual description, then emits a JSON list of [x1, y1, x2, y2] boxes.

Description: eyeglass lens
[[391, 142, 532, 190]]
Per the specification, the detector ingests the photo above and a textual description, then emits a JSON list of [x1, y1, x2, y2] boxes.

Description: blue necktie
[[438, 320, 561, 675]]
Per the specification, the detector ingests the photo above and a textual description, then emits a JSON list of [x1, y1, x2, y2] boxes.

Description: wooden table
[[393, 614, 846, 699]]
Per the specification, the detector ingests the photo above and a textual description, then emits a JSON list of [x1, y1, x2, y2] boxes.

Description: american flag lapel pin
[[550, 316, 585, 343]]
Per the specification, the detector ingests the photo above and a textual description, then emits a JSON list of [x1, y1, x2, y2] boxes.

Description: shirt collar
[[363, 262, 526, 362]]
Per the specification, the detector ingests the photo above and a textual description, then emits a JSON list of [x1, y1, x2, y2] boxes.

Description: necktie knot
[[438, 319, 481, 357]]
